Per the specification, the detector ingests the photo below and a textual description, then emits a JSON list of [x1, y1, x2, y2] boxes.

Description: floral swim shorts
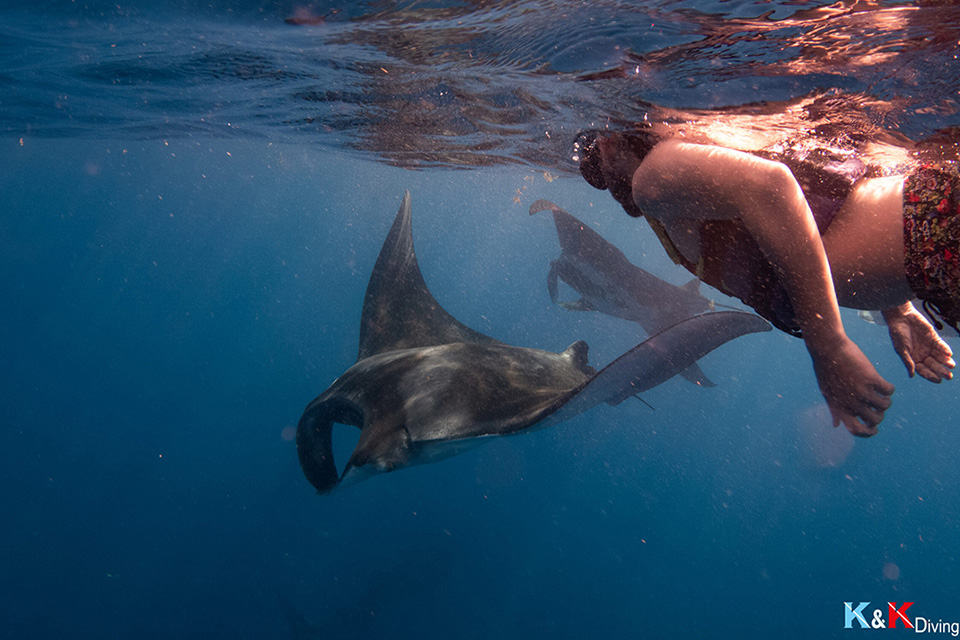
[[903, 161, 960, 333]]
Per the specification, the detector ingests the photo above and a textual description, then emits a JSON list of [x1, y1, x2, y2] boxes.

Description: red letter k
[[888, 602, 914, 629]]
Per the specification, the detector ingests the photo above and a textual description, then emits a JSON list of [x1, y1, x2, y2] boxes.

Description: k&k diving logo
[[844, 603, 960, 636]]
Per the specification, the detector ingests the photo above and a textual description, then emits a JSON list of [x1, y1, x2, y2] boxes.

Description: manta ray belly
[[395, 342, 592, 445]]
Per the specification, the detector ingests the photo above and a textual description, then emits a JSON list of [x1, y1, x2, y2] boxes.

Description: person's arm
[[631, 140, 894, 434]]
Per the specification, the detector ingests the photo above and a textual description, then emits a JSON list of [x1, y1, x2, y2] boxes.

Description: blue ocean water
[[2, 1, 959, 638]]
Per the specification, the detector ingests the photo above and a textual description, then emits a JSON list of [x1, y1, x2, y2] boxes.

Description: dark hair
[[575, 127, 659, 217], [575, 130, 609, 190]]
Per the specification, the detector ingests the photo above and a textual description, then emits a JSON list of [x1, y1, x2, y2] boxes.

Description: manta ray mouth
[[296, 398, 363, 494], [338, 461, 380, 488]]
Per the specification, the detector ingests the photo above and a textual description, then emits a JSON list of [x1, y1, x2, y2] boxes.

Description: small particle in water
[[883, 562, 900, 581], [280, 426, 296, 441]]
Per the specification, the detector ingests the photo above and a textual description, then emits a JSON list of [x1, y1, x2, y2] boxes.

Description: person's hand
[[809, 336, 895, 437], [882, 303, 955, 383]]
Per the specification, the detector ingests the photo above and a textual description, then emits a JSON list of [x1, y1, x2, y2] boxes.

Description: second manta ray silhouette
[[297, 191, 770, 494], [531, 198, 732, 388]]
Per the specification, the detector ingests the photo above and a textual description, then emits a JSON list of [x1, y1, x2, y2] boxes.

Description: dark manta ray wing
[[357, 190, 503, 360], [530, 199, 633, 270], [678, 362, 717, 388], [537, 311, 771, 429], [547, 261, 595, 312], [533, 198, 722, 390]]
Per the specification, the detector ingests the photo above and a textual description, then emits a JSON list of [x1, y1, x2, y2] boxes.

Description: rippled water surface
[[4, 0, 959, 166]]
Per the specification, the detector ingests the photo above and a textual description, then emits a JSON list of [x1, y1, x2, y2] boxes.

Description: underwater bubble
[[883, 562, 901, 581], [797, 404, 854, 468]]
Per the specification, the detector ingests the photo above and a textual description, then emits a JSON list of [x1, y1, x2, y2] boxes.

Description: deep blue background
[[3, 0, 960, 633], [3, 138, 958, 639]]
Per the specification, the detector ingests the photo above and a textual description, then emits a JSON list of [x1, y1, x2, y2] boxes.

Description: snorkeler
[[577, 94, 956, 436]]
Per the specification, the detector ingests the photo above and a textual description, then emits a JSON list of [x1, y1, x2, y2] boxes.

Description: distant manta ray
[[530, 198, 738, 388], [296, 191, 770, 493]]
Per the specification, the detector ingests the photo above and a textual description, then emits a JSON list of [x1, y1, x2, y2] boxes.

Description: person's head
[[576, 127, 658, 217]]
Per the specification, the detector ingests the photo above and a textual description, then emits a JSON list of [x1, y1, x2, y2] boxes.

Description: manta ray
[[530, 198, 728, 387], [296, 191, 770, 493]]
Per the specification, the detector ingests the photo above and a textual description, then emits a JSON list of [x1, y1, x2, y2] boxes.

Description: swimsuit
[[644, 152, 862, 338], [903, 161, 960, 333], [581, 130, 868, 337]]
